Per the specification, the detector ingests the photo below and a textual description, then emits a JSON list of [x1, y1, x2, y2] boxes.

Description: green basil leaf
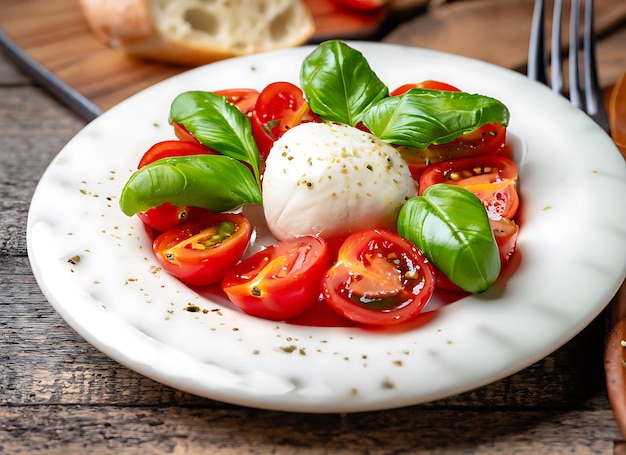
[[119, 155, 262, 216], [169, 91, 261, 182], [397, 184, 500, 293], [300, 40, 388, 126], [362, 89, 510, 149]]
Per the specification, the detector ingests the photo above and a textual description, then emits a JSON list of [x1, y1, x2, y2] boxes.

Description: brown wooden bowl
[[605, 282, 626, 439], [609, 71, 626, 157]]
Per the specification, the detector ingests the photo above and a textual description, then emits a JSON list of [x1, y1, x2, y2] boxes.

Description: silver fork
[[527, 0, 610, 133]]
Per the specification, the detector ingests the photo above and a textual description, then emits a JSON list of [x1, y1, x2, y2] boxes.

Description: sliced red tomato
[[428, 122, 508, 161], [137, 140, 213, 168], [250, 81, 321, 159], [153, 212, 252, 286], [491, 218, 519, 265], [139, 204, 195, 234], [321, 229, 436, 326], [172, 122, 199, 143], [391, 82, 506, 159], [172, 89, 259, 140], [419, 154, 518, 188], [397, 122, 508, 182], [387, 78, 464, 180], [433, 269, 466, 293], [390, 80, 461, 95], [466, 179, 519, 221], [396, 146, 432, 181], [213, 88, 260, 115], [222, 236, 330, 320], [136, 140, 216, 231], [419, 154, 520, 220]]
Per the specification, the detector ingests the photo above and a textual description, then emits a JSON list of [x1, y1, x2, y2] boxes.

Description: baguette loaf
[[80, 0, 316, 65]]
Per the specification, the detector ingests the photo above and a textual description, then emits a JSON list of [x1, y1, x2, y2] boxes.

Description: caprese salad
[[119, 40, 520, 327]]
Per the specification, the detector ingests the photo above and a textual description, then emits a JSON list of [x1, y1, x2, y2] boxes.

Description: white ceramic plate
[[27, 42, 626, 413]]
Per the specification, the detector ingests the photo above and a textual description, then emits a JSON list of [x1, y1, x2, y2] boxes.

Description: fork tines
[[528, 0, 610, 133]]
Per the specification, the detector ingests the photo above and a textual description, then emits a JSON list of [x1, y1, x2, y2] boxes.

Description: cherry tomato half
[[392, 82, 506, 159], [491, 218, 520, 265], [136, 140, 216, 231], [322, 229, 436, 326], [396, 146, 434, 181], [137, 140, 213, 168], [222, 236, 330, 320], [214, 88, 260, 115], [428, 122, 508, 160], [139, 204, 194, 234], [390, 80, 461, 95], [367, 78, 464, 182], [250, 81, 321, 159], [419, 154, 520, 220], [171, 89, 259, 140], [397, 122, 508, 182], [153, 212, 252, 286], [172, 122, 199, 143]]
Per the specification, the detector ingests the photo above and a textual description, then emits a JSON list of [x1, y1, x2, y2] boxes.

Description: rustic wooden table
[[1, 0, 626, 453]]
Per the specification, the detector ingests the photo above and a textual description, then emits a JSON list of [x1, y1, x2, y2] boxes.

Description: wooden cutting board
[[0, 0, 426, 116], [1, 0, 624, 118]]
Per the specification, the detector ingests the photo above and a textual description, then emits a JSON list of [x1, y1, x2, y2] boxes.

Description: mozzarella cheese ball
[[262, 122, 417, 241]]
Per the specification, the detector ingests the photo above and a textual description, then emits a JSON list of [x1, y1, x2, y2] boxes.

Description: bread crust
[[79, 0, 153, 45], [80, 0, 315, 65]]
